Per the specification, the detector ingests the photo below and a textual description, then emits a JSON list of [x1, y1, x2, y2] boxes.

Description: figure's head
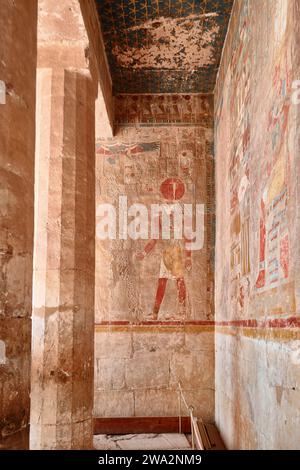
[[160, 178, 185, 201]]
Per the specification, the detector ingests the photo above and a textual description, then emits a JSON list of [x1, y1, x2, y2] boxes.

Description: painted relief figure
[[136, 178, 192, 320], [255, 58, 291, 289], [229, 16, 251, 316]]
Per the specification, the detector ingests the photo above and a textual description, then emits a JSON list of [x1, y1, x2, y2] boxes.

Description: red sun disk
[[160, 178, 185, 201]]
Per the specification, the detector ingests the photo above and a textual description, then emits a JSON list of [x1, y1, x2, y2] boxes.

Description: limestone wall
[[94, 94, 215, 419], [0, 0, 37, 446], [215, 0, 300, 449], [29, 0, 98, 450]]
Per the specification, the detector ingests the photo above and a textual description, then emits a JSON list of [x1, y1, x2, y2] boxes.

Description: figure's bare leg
[[176, 277, 186, 306], [150, 277, 167, 319]]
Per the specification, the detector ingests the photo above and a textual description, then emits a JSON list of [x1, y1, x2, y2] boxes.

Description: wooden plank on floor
[[94, 416, 191, 435], [204, 423, 226, 450]]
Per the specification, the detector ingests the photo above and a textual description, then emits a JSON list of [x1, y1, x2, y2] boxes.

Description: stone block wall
[[0, 0, 37, 446], [215, 0, 300, 449], [94, 94, 215, 420]]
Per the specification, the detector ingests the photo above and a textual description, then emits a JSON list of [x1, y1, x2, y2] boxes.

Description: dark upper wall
[[95, 0, 233, 94]]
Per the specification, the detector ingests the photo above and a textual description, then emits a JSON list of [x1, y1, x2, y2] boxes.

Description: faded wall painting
[[254, 54, 292, 292], [96, 95, 214, 323], [94, 94, 215, 419], [228, 0, 251, 317], [215, 0, 300, 450], [216, 0, 296, 321]]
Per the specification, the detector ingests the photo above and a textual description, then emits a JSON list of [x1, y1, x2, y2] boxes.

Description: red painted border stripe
[[95, 320, 215, 326], [216, 316, 300, 328], [95, 316, 300, 329]]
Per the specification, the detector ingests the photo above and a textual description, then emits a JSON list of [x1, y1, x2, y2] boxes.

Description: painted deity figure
[[255, 61, 291, 289], [136, 178, 192, 320]]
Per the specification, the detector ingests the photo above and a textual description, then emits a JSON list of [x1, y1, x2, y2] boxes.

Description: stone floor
[[93, 433, 191, 450]]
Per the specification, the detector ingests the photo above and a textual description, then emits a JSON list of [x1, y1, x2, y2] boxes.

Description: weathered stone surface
[[0, 0, 37, 447], [30, 0, 97, 450], [134, 389, 180, 417], [134, 387, 214, 422], [95, 332, 132, 359], [126, 351, 170, 390], [215, 0, 300, 450], [185, 331, 214, 352], [0, 318, 31, 438], [170, 351, 214, 390], [0, 428, 29, 451], [216, 333, 300, 449], [93, 433, 191, 451], [117, 433, 190, 451], [30, 67, 96, 449], [132, 332, 185, 353], [79, 0, 114, 133], [94, 390, 134, 417], [95, 357, 126, 391], [181, 388, 215, 423], [93, 434, 119, 450]]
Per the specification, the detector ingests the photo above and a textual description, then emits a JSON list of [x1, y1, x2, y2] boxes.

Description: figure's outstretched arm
[[136, 214, 160, 260], [136, 239, 157, 260]]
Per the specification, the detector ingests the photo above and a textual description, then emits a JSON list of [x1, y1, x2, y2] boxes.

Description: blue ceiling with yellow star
[[95, 0, 234, 94]]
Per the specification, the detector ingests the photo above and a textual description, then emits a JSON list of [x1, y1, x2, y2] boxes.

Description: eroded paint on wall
[[215, 0, 300, 450], [96, 0, 234, 93], [94, 94, 215, 418]]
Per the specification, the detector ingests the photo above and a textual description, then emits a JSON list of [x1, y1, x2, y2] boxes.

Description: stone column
[[30, 64, 96, 448], [0, 0, 37, 448]]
